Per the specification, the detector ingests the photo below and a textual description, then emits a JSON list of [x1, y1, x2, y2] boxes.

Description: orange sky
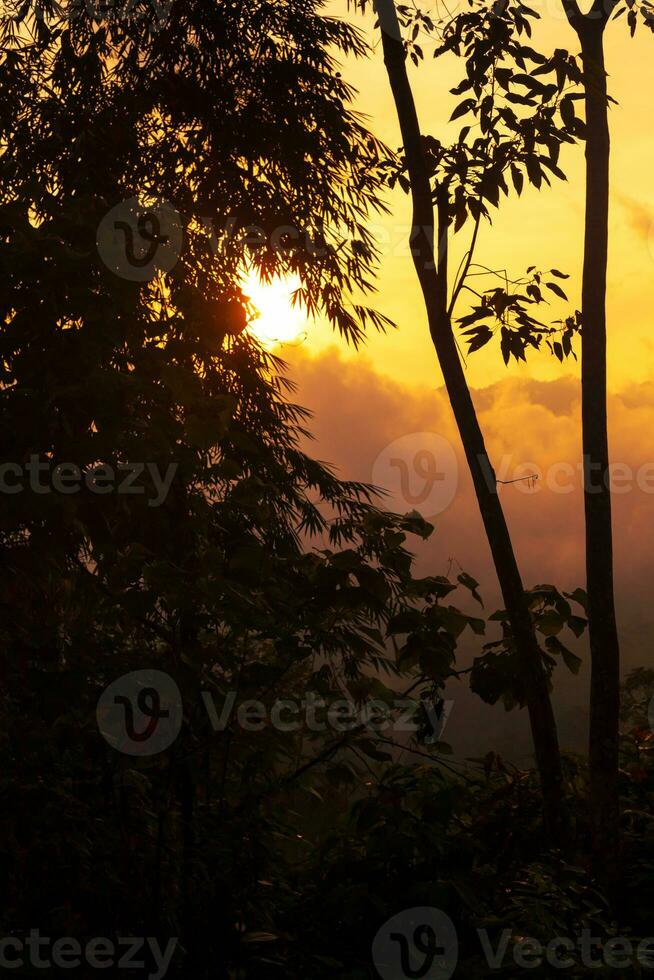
[[286, 346, 654, 754], [273, 4, 654, 748], [299, 1, 654, 393]]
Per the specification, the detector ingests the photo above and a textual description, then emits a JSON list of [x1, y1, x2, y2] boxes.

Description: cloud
[[283, 346, 654, 758]]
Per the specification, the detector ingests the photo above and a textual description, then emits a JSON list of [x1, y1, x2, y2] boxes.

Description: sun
[[243, 271, 307, 348]]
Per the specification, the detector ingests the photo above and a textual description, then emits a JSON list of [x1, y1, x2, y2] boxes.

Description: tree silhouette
[[0, 2, 491, 969], [358, 0, 588, 839], [559, 0, 647, 891], [2, 0, 654, 968]]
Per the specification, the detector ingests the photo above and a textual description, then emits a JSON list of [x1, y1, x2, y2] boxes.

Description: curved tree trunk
[[374, 0, 565, 840]]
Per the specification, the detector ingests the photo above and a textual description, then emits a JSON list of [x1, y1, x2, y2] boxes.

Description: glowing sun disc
[[243, 271, 306, 347]]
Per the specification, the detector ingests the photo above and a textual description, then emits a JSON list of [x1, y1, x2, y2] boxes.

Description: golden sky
[[260, 3, 654, 751], [287, 345, 654, 752], [301, 1, 654, 393], [274, 4, 654, 736]]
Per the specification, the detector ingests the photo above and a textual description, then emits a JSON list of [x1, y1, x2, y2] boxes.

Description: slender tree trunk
[[577, 18, 620, 886], [560, 0, 620, 886], [374, 0, 565, 839]]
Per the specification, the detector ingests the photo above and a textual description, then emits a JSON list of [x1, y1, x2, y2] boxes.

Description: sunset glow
[[244, 271, 307, 348]]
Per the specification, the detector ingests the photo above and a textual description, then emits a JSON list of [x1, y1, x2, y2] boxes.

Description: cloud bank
[[284, 346, 654, 759]]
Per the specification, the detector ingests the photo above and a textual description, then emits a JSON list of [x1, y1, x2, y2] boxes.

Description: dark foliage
[[0, 2, 652, 977]]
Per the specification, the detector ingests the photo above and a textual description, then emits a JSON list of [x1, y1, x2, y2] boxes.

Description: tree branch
[[562, 0, 619, 31], [448, 208, 482, 318], [561, 0, 583, 29]]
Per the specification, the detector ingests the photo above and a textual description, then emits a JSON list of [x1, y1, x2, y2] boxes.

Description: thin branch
[[448, 208, 482, 318]]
